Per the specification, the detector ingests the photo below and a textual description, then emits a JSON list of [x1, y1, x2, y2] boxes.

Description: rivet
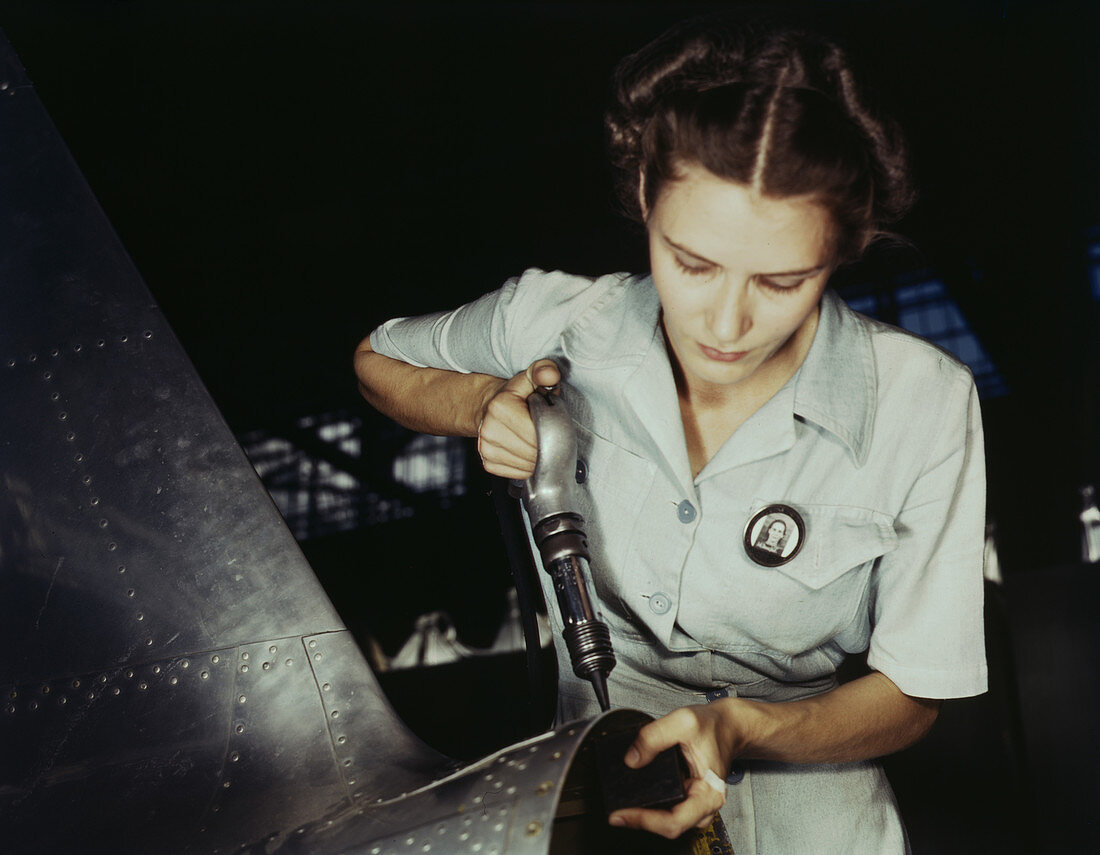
[[238, 695, 246, 704], [136, 613, 144, 621], [551, 751, 562, 760], [285, 658, 293, 667], [337, 736, 346, 745], [96, 339, 105, 348], [43, 371, 52, 380], [269, 645, 277, 654], [107, 542, 117, 551], [98, 674, 107, 683], [344, 759, 352, 767], [240, 665, 248, 673], [124, 671, 133, 679], [241, 652, 249, 661], [322, 682, 331, 692], [58, 412, 68, 421], [4, 705, 13, 714], [406, 837, 414, 846], [235, 724, 244, 734], [50, 348, 59, 357], [50, 392, 60, 401], [6, 359, 13, 367], [138, 682, 147, 691], [127, 589, 135, 598], [98, 519, 108, 528], [535, 781, 553, 795], [314, 653, 322, 662], [169, 676, 178, 685], [459, 832, 470, 841], [86, 691, 95, 701], [230, 751, 239, 762], [151, 666, 161, 675], [29, 701, 39, 711], [262, 662, 270, 670], [41, 685, 50, 695], [72, 679, 81, 689], [222, 780, 231, 789], [211, 655, 220, 664], [145, 638, 153, 646], [7, 690, 15, 699], [180, 660, 190, 669], [200, 671, 209, 680], [66, 432, 75, 441], [331, 710, 339, 719], [111, 687, 120, 696], [308, 640, 317, 649], [120, 335, 128, 343], [348, 778, 356, 785], [58, 696, 67, 706], [90, 496, 99, 506], [29, 353, 37, 362], [143, 331, 153, 339], [118, 565, 126, 573], [81, 475, 91, 485]]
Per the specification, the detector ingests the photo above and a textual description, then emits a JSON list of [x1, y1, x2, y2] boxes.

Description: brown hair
[[606, 19, 915, 263]]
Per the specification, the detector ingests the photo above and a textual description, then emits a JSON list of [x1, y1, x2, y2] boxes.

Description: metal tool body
[[519, 387, 616, 711]]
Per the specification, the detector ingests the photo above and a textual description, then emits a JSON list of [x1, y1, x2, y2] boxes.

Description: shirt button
[[649, 592, 672, 615], [575, 458, 588, 484], [676, 500, 696, 523], [705, 688, 729, 702], [725, 763, 745, 785]]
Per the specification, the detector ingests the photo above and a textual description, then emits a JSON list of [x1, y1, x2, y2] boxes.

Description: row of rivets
[[4, 332, 156, 369], [1, 654, 223, 715]]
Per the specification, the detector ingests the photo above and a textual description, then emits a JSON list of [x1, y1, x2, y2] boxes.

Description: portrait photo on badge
[[744, 504, 805, 567]]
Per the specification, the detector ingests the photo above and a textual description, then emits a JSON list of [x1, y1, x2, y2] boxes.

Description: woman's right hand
[[475, 358, 561, 480]]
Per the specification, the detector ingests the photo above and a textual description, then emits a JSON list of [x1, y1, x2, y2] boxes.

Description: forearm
[[354, 338, 505, 437], [728, 671, 940, 765]]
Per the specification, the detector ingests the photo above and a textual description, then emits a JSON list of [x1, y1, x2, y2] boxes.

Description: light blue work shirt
[[371, 268, 987, 854]]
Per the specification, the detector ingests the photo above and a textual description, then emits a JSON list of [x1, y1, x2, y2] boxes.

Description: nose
[[707, 278, 752, 344]]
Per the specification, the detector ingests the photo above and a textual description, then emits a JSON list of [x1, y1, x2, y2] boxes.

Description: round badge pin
[[743, 504, 805, 567]]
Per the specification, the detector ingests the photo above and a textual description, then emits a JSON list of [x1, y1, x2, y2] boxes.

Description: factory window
[[840, 273, 1009, 399], [239, 411, 467, 540]]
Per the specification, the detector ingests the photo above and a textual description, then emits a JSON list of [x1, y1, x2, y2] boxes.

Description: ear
[[637, 170, 649, 221]]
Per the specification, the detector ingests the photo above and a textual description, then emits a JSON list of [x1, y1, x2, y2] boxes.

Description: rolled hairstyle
[[606, 19, 916, 263]]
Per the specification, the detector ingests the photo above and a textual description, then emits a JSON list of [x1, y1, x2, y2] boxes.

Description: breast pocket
[[713, 502, 898, 656], [572, 426, 656, 605]]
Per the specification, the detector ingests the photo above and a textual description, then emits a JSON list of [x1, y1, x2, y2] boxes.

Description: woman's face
[[645, 162, 835, 400], [765, 520, 786, 545]]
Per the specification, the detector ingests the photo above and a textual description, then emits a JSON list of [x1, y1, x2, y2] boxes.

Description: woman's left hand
[[608, 702, 741, 839]]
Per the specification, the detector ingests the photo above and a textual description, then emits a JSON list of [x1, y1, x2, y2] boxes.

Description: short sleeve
[[369, 268, 624, 379], [866, 376, 988, 699]]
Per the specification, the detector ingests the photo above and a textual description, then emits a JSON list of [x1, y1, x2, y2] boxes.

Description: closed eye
[[674, 256, 714, 277], [758, 276, 807, 292]]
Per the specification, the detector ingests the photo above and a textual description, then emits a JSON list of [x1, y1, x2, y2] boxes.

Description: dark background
[[2, 1, 1098, 851], [4, 0, 1098, 576]]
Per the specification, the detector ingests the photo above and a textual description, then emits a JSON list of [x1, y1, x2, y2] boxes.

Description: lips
[[699, 343, 748, 363]]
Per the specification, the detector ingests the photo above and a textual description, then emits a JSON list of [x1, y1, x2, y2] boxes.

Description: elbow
[[907, 696, 942, 747]]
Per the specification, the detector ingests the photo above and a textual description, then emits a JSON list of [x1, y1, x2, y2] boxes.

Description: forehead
[[652, 163, 834, 269]]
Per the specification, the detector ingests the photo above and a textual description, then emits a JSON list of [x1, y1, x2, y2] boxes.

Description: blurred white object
[[983, 522, 1003, 584], [1081, 485, 1100, 564]]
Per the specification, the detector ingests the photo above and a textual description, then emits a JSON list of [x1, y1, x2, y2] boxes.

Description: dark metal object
[[0, 29, 672, 855], [519, 388, 616, 712], [595, 729, 690, 815]]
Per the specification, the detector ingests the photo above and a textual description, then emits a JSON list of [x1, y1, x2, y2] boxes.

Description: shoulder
[[494, 268, 650, 370], [841, 300, 976, 399]]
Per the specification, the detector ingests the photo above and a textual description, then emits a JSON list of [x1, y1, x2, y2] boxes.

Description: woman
[[355, 18, 986, 854]]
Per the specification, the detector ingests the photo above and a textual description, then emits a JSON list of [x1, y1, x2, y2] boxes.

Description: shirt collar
[[793, 289, 877, 466]]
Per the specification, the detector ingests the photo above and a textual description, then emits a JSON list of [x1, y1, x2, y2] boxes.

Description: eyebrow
[[662, 233, 828, 278]]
